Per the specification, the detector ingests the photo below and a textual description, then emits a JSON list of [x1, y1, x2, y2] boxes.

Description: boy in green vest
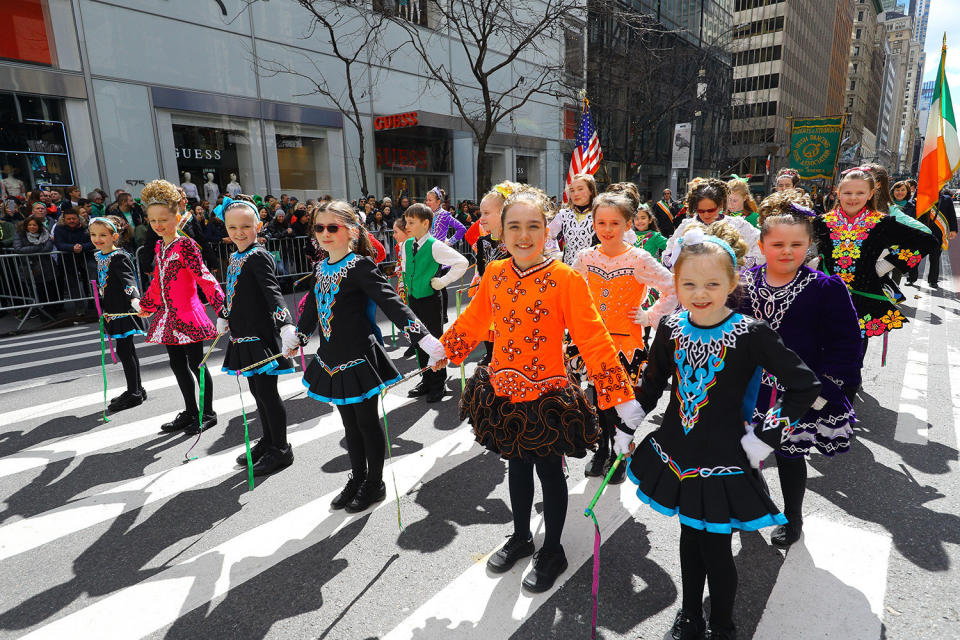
[[403, 203, 469, 402]]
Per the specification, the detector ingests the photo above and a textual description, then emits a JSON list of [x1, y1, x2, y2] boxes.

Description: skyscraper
[[728, 0, 853, 189]]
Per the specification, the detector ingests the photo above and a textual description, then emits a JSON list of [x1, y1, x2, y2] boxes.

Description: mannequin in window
[[204, 172, 220, 205], [181, 171, 200, 201], [2, 165, 25, 198], [226, 173, 242, 197]]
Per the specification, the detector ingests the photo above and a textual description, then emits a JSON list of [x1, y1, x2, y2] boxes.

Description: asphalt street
[[0, 258, 958, 640]]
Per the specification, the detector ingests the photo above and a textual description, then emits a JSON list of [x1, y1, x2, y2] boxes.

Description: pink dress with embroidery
[[139, 236, 225, 344]]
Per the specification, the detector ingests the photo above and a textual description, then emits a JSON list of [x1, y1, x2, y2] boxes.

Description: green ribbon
[[819, 254, 899, 303], [585, 453, 624, 517], [380, 391, 404, 531], [235, 375, 256, 491], [97, 318, 110, 423]]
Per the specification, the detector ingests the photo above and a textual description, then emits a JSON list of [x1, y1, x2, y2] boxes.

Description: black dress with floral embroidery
[[813, 208, 937, 338]]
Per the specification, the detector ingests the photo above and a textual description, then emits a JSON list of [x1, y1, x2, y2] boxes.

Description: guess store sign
[[374, 112, 419, 131], [376, 146, 428, 170]]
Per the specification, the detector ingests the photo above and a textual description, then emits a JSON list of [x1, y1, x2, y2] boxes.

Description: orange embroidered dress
[[440, 257, 634, 460], [572, 245, 678, 383]]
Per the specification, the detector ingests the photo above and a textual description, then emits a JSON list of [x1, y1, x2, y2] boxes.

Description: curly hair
[[685, 178, 728, 214], [757, 190, 815, 240], [776, 168, 800, 187], [481, 180, 522, 205], [502, 184, 553, 225], [88, 214, 133, 245], [140, 179, 181, 213], [674, 220, 747, 284]]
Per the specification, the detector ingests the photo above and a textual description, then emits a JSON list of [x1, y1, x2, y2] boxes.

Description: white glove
[[614, 399, 647, 431], [613, 428, 635, 456], [430, 277, 445, 290], [418, 334, 446, 368], [280, 324, 299, 353], [875, 249, 896, 277], [216, 317, 229, 335], [630, 307, 649, 326], [740, 425, 774, 469], [130, 298, 141, 313]]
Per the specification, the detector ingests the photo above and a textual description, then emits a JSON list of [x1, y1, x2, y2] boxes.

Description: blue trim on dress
[[302, 373, 401, 405], [221, 360, 295, 377], [108, 328, 145, 339], [625, 461, 786, 533]]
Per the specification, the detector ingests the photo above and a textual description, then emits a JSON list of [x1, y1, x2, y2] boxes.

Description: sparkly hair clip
[[780, 168, 799, 177], [788, 202, 817, 218], [493, 182, 514, 199], [89, 216, 117, 232], [143, 197, 175, 208], [841, 165, 872, 176], [429, 186, 444, 200]]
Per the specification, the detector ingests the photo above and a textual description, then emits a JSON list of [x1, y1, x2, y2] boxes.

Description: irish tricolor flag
[[916, 36, 960, 217]]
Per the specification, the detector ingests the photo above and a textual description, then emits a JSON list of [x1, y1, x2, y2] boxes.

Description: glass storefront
[[375, 126, 452, 202], [171, 114, 254, 204], [516, 154, 540, 185], [275, 122, 331, 200], [0, 92, 74, 196]]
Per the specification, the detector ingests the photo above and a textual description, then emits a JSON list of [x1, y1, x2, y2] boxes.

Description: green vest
[[403, 236, 440, 299]]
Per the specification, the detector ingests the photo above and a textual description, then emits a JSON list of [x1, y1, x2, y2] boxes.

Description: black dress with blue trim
[[626, 311, 821, 533], [296, 252, 429, 405], [220, 246, 295, 377], [95, 249, 144, 340], [739, 265, 862, 457]]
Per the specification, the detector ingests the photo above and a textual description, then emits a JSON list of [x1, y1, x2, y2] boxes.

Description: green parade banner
[[789, 116, 846, 180]]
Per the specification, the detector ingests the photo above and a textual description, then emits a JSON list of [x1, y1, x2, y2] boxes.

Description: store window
[[0, 0, 53, 66], [171, 115, 254, 204], [375, 126, 452, 202], [0, 92, 74, 196], [516, 154, 540, 185], [275, 123, 331, 200]]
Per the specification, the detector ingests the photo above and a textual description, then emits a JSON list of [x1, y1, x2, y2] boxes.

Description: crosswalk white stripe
[[0, 325, 90, 346], [17, 427, 479, 640], [894, 281, 933, 444], [0, 393, 414, 562], [752, 517, 891, 639], [0, 341, 173, 374], [384, 475, 643, 639], [0, 375, 307, 480], [0, 352, 189, 396], [0, 334, 140, 360]]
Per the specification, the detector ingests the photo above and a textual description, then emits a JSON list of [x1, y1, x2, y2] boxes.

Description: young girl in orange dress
[[572, 192, 677, 483], [425, 185, 646, 594]]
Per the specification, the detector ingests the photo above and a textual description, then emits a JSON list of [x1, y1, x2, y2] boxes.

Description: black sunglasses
[[314, 223, 342, 234]]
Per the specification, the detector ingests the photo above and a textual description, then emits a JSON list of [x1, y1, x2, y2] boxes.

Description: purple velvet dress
[[739, 265, 862, 456]]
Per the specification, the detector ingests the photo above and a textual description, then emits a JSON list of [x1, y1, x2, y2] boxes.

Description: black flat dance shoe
[[237, 439, 268, 466], [425, 388, 446, 403], [607, 458, 627, 485], [706, 623, 737, 639], [402, 345, 418, 359], [584, 451, 607, 477], [344, 480, 387, 513], [521, 545, 568, 593], [109, 390, 146, 412], [331, 474, 364, 510], [251, 445, 294, 476], [672, 609, 707, 640], [407, 383, 429, 398], [487, 533, 535, 573], [160, 411, 196, 433], [183, 412, 217, 436], [770, 521, 803, 548]]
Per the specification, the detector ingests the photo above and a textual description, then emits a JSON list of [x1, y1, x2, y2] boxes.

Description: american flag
[[563, 97, 602, 204]]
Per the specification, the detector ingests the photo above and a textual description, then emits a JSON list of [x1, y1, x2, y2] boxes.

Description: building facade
[[0, 0, 568, 203], [586, 0, 734, 197], [728, 0, 853, 193], [843, 0, 885, 162]]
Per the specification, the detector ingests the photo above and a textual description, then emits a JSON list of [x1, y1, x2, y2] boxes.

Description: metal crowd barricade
[[0, 250, 102, 331]]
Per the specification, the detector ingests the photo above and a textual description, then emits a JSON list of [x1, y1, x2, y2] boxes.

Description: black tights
[[679, 525, 737, 631], [165, 342, 213, 416], [592, 387, 624, 460], [508, 455, 567, 552], [777, 455, 807, 527], [248, 374, 287, 449], [115, 336, 141, 394], [336, 396, 384, 484]]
